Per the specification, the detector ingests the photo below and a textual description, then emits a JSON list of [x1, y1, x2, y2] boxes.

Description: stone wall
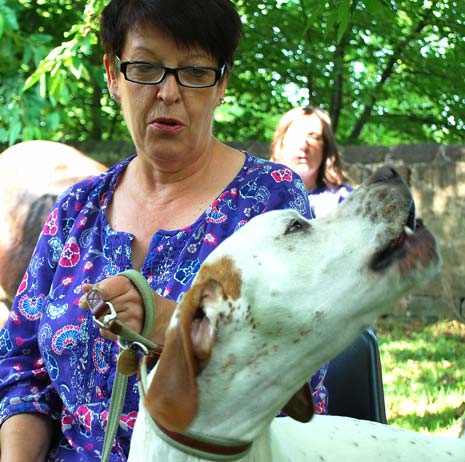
[[341, 143, 465, 322], [74, 140, 465, 322]]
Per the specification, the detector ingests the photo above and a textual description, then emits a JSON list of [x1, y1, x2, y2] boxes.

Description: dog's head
[[144, 166, 440, 436]]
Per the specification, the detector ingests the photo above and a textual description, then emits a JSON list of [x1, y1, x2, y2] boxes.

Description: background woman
[[270, 106, 352, 218]]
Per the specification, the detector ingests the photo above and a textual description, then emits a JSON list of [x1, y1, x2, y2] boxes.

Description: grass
[[376, 318, 465, 437]]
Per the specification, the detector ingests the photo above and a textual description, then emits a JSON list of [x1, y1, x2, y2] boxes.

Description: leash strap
[[102, 369, 128, 462], [91, 271, 251, 461], [86, 269, 158, 462]]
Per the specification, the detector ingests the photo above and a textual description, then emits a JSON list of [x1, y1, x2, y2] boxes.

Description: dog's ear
[[144, 279, 223, 432], [282, 382, 315, 422]]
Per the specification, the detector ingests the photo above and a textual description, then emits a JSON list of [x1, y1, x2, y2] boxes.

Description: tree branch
[[330, 35, 348, 131], [347, 8, 434, 143], [299, 0, 317, 104]]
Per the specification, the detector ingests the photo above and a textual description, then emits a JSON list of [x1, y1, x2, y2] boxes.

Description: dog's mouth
[[370, 200, 439, 273]]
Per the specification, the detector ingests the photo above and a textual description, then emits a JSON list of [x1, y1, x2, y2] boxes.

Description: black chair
[[325, 329, 387, 423]]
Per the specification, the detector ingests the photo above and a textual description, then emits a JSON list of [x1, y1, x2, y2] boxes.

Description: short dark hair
[[100, 0, 242, 72]]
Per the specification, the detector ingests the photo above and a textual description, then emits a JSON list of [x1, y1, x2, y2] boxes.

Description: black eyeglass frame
[[115, 57, 226, 88]]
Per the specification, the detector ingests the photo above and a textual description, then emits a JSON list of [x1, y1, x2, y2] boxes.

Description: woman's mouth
[[151, 118, 185, 132]]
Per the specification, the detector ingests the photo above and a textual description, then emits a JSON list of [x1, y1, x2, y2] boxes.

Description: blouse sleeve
[[0, 192, 73, 424]]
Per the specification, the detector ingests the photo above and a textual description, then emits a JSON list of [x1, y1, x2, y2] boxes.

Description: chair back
[[325, 329, 387, 423]]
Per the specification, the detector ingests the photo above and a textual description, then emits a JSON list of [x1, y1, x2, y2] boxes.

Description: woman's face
[[104, 25, 227, 169], [279, 113, 324, 187]]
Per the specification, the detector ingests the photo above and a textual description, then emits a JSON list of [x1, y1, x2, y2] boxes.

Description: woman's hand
[[79, 275, 176, 345], [80, 275, 145, 341]]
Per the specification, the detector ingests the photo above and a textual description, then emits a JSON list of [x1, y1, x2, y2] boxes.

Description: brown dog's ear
[[281, 382, 314, 422], [144, 279, 223, 432]]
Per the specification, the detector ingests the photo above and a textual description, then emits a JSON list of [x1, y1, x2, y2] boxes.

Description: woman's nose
[[156, 74, 182, 104], [297, 139, 309, 151]]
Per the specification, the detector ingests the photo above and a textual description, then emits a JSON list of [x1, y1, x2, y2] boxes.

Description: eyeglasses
[[115, 57, 226, 88]]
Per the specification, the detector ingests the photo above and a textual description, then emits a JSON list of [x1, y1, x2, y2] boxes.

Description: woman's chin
[[293, 164, 315, 177]]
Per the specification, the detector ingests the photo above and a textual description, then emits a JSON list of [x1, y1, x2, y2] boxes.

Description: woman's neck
[[298, 170, 318, 191]]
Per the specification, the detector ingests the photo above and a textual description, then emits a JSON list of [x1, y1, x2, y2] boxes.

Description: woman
[[0, 2, 322, 461], [270, 106, 353, 218]]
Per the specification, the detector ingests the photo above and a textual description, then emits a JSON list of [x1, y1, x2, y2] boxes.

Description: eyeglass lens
[[125, 63, 218, 87]]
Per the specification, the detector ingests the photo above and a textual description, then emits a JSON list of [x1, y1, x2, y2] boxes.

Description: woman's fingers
[[78, 275, 144, 338]]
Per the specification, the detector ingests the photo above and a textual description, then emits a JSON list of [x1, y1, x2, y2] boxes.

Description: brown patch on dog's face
[[192, 256, 242, 301]]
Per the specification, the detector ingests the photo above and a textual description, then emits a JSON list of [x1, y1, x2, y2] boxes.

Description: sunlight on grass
[[377, 319, 465, 436]]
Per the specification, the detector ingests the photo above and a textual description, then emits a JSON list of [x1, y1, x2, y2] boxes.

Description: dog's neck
[[133, 318, 345, 462], [131, 401, 274, 462], [164, 301, 327, 441], [136, 358, 261, 461]]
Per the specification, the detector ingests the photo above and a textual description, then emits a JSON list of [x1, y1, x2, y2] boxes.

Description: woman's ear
[[215, 74, 229, 107], [103, 54, 121, 102]]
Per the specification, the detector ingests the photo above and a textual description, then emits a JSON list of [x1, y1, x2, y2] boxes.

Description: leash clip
[[118, 338, 150, 356], [86, 288, 118, 329]]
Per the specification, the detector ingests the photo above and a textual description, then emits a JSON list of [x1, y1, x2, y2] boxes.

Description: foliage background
[[0, 0, 464, 148]]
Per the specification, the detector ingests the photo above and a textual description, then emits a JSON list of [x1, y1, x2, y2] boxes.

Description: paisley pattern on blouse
[[0, 153, 325, 462]]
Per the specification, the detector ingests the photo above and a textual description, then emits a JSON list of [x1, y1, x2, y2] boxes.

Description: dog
[[0, 141, 106, 325], [126, 166, 465, 461]]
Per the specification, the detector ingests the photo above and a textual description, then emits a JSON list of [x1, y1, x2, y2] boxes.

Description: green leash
[[86, 269, 159, 462]]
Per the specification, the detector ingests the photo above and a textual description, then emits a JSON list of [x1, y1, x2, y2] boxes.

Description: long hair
[[270, 107, 349, 189]]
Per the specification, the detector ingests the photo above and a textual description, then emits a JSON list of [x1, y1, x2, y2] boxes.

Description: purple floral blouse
[[308, 184, 353, 219], [0, 152, 325, 461]]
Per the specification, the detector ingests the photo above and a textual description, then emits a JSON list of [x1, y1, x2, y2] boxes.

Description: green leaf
[[0, 4, 19, 31], [70, 57, 82, 79], [58, 81, 71, 104], [362, 0, 391, 14], [49, 73, 63, 99], [0, 13, 4, 38], [23, 72, 41, 92], [8, 119, 22, 146], [337, 2, 351, 43], [39, 73, 47, 98], [0, 127, 7, 144], [45, 112, 61, 131]]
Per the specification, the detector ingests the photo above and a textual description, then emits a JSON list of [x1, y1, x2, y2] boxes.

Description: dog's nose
[[368, 166, 400, 184]]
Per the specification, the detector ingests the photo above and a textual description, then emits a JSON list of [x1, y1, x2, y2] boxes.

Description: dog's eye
[[284, 218, 308, 235]]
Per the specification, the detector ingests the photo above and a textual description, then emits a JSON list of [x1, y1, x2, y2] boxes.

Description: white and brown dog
[[128, 167, 465, 461]]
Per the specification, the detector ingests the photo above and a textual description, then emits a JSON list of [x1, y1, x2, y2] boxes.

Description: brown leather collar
[[154, 419, 253, 459], [138, 354, 252, 460]]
